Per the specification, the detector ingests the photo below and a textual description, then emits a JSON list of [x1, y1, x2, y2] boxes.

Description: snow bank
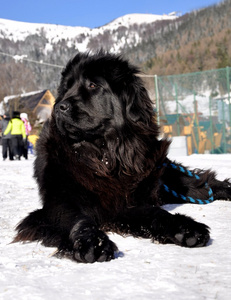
[[0, 151, 231, 299]]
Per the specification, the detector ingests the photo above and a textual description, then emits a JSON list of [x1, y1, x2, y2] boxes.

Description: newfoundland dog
[[14, 52, 231, 263]]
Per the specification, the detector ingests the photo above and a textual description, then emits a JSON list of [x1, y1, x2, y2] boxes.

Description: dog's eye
[[89, 82, 97, 89]]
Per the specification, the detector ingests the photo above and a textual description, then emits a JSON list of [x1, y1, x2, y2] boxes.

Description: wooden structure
[[162, 113, 223, 155], [4, 90, 55, 122], [162, 114, 185, 136]]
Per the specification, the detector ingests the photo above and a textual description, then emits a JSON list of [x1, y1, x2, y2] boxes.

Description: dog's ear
[[103, 56, 154, 125], [121, 75, 154, 125], [56, 53, 88, 103]]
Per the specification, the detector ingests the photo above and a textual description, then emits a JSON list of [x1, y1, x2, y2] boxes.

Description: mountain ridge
[[1, 0, 230, 100], [0, 13, 176, 52], [0, 12, 177, 99]]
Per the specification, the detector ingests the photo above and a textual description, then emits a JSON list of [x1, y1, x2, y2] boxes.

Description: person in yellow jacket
[[4, 111, 26, 160]]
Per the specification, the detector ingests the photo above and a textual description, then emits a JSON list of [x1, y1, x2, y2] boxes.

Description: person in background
[[0, 114, 14, 161], [4, 111, 26, 160], [20, 113, 32, 159], [28, 133, 39, 155]]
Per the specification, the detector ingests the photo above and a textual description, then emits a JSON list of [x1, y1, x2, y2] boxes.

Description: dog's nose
[[59, 102, 70, 112]]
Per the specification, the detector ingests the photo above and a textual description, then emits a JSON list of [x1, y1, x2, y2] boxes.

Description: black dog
[[14, 52, 231, 263]]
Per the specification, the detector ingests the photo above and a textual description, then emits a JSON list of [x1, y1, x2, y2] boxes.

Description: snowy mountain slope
[[0, 14, 176, 53], [0, 13, 176, 46], [0, 152, 231, 300], [0, 13, 177, 92]]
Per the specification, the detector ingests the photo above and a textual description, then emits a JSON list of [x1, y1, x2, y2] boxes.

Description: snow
[[0, 14, 176, 42], [0, 151, 231, 300], [165, 94, 211, 116], [103, 13, 176, 28], [0, 13, 177, 54], [0, 18, 90, 43]]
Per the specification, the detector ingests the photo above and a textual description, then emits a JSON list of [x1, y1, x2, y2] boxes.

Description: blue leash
[[162, 162, 214, 204]]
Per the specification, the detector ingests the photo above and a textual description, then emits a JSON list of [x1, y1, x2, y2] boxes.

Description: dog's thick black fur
[[14, 52, 231, 263]]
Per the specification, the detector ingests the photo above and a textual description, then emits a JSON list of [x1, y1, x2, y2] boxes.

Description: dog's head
[[53, 52, 157, 142]]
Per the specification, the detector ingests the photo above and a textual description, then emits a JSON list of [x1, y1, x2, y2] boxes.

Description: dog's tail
[[12, 209, 60, 247], [160, 160, 231, 204]]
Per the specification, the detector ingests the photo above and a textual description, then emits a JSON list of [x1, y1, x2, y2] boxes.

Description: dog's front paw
[[72, 229, 118, 263], [173, 218, 210, 247], [152, 213, 210, 248]]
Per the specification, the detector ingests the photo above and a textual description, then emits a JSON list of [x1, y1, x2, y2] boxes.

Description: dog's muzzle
[[56, 100, 70, 115]]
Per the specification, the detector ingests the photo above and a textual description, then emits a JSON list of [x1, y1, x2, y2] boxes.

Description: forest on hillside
[[137, 0, 231, 75]]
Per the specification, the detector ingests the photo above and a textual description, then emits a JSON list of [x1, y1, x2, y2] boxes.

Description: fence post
[[209, 96, 214, 153], [226, 67, 231, 153], [174, 83, 180, 136], [226, 67, 231, 129], [222, 99, 227, 153], [154, 75, 160, 126], [194, 92, 199, 152]]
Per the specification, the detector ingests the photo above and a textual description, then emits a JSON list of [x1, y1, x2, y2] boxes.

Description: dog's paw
[[72, 229, 118, 263], [152, 213, 210, 248], [173, 222, 210, 247]]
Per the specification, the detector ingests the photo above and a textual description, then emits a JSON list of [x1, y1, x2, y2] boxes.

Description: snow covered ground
[[0, 150, 231, 300]]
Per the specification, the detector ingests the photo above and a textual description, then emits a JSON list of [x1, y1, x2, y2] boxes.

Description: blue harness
[[162, 162, 214, 204]]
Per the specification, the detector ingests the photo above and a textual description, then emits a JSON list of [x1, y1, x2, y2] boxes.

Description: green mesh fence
[[150, 67, 231, 154]]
